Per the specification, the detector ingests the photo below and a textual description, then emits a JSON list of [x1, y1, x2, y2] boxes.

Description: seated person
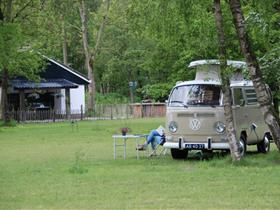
[[137, 125, 165, 150]]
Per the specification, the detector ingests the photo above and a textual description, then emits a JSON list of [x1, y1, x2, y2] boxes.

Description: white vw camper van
[[163, 60, 272, 159]]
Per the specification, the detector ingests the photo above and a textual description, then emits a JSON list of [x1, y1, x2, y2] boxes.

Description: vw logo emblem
[[189, 119, 201, 131]]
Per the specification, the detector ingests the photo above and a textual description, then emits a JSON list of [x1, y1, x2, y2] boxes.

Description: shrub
[[139, 83, 173, 102], [95, 92, 129, 104], [0, 120, 17, 127]]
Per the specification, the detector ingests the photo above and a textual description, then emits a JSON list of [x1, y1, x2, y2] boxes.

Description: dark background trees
[[1, 0, 279, 103]]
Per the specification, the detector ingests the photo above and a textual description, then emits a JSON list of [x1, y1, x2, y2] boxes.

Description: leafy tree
[[140, 83, 173, 102], [79, 0, 110, 112], [243, 1, 280, 113], [228, 0, 280, 150], [0, 0, 43, 124], [38, 0, 86, 73]]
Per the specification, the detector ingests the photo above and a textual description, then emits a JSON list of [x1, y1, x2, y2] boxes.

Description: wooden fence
[[131, 103, 166, 118], [7, 103, 166, 123]]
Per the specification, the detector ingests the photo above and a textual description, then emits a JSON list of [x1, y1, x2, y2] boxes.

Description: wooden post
[[140, 103, 143, 118], [52, 109, 56, 122], [80, 105, 83, 120], [19, 90, 26, 122], [110, 104, 113, 120], [126, 104, 129, 119], [65, 88, 71, 120]]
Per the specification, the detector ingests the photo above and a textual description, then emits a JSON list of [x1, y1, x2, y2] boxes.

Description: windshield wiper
[[170, 100, 188, 108]]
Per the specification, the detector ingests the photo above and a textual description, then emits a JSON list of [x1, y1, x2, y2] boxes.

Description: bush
[[95, 93, 129, 104], [139, 83, 173, 102], [0, 120, 17, 127]]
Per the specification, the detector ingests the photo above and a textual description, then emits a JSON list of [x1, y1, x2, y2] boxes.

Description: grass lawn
[[0, 117, 280, 209]]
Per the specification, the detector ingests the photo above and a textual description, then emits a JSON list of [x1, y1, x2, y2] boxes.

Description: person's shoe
[[136, 144, 146, 150]]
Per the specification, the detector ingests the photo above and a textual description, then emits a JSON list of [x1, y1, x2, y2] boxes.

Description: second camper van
[[163, 60, 272, 159]]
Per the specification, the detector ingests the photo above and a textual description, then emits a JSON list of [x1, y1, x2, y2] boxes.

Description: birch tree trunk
[[214, 0, 241, 161], [61, 16, 68, 65], [79, 0, 111, 114], [228, 0, 280, 150], [79, 0, 95, 113], [89, 0, 110, 113]]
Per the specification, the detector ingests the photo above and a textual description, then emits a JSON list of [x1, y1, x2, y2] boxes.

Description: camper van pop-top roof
[[187, 59, 246, 82]]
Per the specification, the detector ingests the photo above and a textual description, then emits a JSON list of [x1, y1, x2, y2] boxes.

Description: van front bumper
[[163, 137, 230, 150]]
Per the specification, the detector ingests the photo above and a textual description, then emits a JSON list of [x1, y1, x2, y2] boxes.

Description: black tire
[[257, 134, 270, 153], [171, 149, 188, 159], [202, 149, 214, 160], [239, 136, 247, 157]]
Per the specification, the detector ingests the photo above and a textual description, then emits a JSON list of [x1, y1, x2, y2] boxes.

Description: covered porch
[[8, 79, 78, 121]]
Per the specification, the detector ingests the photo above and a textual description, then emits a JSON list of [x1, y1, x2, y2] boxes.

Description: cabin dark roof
[[41, 57, 90, 85], [11, 79, 78, 90], [0, 56, 90, 87]]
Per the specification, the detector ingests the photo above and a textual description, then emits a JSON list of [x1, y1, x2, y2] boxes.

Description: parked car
[[30, 103, 49, 111]]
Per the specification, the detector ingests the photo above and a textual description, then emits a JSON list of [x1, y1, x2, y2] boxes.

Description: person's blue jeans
[[146, 130, 162, 150]]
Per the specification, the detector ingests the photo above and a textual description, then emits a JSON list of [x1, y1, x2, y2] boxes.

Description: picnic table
[[112, 134, 148, 159]]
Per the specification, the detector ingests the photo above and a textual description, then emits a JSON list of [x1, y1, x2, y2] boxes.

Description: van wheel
[[171, 149, 188, 159], [202, 150, 214, 160], [257, 134, 270, 153], [239, 137, 247, 157]]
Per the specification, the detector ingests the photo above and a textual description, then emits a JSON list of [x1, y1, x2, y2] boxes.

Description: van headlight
[[214, 121, 225, 133], [169, 121, 178, 133]]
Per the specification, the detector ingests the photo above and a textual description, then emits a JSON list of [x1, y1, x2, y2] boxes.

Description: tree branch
[[12, 0, 33, 21], [92, 0, 111, 57], [5, 0, 12, 21]]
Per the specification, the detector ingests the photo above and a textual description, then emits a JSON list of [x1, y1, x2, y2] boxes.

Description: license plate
[[185, 144, 205, 149]]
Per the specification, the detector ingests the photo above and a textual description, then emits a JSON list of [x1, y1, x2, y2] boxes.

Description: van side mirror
[[239, 99, 245, 106]]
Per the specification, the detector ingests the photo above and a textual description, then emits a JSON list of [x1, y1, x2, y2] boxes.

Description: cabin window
[[233, 88, 245, 106], [245, 88, 258, 105]]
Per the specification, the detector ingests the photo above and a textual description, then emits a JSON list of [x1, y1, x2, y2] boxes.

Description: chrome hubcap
[[264, 136, 270, 151], [239, 140, 245, 156]]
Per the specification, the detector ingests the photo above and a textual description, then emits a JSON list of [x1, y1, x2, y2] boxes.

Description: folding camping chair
[[148, 137, 168, 157]]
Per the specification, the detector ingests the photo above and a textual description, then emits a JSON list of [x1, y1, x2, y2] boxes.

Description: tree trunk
[[229, 0, 280, 150], [79, 0, 111, 114], [93, 0, 111, 55], [61, 16, 68, 65], [89, 0, 111, 110], [79, 0, 94, 113], [0, 1, 12, 124], [1, 67, 11, 124], [214, 0, 241, 161]]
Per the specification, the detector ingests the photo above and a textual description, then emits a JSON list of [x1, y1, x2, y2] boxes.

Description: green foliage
[[242, 1, 280, 96], [140, 83, 173, 102], [95, 92, 129, 104], [0, 119, 17, 127], [1, 0, 279, 105], [259, 47, 280, 99], [0, 23, 42, 78]]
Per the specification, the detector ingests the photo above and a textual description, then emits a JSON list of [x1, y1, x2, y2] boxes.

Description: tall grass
[[0, 118, 279, 209]]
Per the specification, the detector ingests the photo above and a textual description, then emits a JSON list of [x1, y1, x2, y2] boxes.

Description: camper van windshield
[[169, 84, 221, 107]]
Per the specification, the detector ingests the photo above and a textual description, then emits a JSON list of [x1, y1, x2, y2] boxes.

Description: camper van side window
[[245, 88, 258, 105], [233, 88, 244, 106]]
